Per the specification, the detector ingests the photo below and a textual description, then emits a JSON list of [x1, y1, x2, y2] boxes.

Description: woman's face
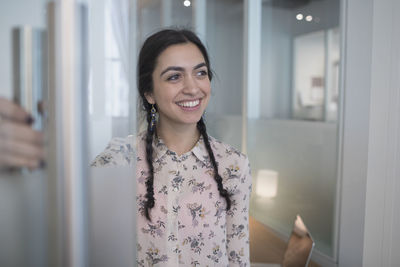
[[146, 42, 211, 129]]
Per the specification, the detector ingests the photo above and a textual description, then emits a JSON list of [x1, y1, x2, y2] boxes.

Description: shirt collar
[[152, 133, 209, 164]]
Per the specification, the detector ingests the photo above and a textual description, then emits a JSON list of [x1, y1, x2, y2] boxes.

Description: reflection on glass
[[88, 0, 137, 265], [204, 0, 244, 150], [249, 0, 340, 259], [293, 30, 326, 120], [255, 169, 278, 198], [104, 0, 129, 118], [138, 0, 193, 45], [137, 0, 194, 132], [282, 215, 315, 267], [89, 0, 133, 160], [293, 28, 340, 121], [0, 0, 48, 266]]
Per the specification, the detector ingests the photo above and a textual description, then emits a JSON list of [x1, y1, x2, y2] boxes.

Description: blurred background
[[0, 0, 399, 266]]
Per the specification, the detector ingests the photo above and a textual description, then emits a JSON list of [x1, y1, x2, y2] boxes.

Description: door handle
[[12, 26, 46, 131]]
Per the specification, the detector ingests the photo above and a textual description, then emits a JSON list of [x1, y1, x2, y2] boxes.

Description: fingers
[[0, 98, 45, 170], [0, 132, 44, 170], [0, 97, 32, 123], [0, 114, 44, 170], [0, 153, 40, 170], [0, 120, 43, 145], [0, 138, 45, 161]]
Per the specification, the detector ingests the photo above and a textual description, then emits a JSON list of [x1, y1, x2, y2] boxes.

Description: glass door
[[0, 1, 50, 266], [0, 0, 138, 266], [87, 0, 137, 265], [248, 0, 341, 262]]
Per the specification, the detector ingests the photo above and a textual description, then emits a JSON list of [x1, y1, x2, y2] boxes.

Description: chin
[[177, 114, 203, 126], [183, 117, 203, 125]]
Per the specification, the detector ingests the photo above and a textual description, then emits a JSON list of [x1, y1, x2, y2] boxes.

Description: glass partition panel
[[205, 0, 244, 150], [137, 0, 195, 133], [0, 1, 138, 265], [138, 0, 162, 45], [170, 0, 193, 27], [137, 0, 244, 148], [87, 0, 137, 265], [138, 0, 193, 45], [0, 1, 49, 266], [136, 0, 244, 149], [249, 0, 340, 259]]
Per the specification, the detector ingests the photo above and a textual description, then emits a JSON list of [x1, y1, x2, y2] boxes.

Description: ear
[[144, 92, 155, 105]]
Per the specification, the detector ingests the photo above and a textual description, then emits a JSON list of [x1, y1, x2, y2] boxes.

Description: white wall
[[0, 0, 46, 98], [338, 0, 373, 265], [362, 0, 400, 266], [339, 0, 400, 266]]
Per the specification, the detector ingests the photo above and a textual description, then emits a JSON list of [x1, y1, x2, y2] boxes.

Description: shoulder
[[208, 135, 251, 174], [208, 136, 248, 162], [90, 134, 138, 167], [208, 136, 252, 194]]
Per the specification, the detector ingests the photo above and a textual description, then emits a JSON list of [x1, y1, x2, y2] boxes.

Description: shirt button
[[173, 187, 179, 192]]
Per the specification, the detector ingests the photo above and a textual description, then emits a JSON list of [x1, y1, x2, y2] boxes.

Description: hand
[[0, 97, 44, 170]]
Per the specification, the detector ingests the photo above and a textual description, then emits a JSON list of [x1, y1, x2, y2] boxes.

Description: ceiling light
[[306, 15, 313, 22], [296, 13, 303, 20], [183, 0, 191, 7]]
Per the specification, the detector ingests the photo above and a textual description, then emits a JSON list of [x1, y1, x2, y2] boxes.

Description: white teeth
[[178, 100, 200, 108]]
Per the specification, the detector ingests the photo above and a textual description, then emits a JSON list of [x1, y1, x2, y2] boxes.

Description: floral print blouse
[[91, 132, 252, 267]]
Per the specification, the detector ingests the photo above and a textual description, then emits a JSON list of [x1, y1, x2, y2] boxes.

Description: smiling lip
[[176, 99, 201, 111]]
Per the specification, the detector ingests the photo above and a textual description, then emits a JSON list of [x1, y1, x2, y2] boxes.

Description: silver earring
[[150, 104, 156, 131]]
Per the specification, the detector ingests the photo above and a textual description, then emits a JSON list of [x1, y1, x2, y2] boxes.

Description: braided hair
[[197, 118, 231, 210], [138, 29, 231, 221]]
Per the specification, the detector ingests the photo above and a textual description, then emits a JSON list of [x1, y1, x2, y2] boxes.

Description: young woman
[[92, 29, 252, 266]]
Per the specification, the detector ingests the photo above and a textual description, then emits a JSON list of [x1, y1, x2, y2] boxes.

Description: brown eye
[[197, 70, 208, 77], [167, 73, 181, 81]]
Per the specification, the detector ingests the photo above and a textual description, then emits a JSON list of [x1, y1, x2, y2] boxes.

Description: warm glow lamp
[[255, 169, 278, 198]]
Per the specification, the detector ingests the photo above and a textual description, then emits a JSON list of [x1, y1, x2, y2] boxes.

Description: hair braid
[[144, 108, 155, 221], [197, 117, 231, 210]]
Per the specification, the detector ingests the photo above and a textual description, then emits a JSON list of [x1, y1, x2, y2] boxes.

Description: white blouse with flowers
[[91, 132, 252, 267]]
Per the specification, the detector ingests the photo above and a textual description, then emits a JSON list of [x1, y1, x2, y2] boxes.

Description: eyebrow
[[160, 62, 207, 77]]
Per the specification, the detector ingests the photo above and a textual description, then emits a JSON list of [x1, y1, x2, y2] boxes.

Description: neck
[[157, 120, 200, 156]]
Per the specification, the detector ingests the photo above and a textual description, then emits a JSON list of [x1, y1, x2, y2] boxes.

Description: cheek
[[202, 85, 211, 106], [153, 86, 176, 106], [201, 80, 211, 95]]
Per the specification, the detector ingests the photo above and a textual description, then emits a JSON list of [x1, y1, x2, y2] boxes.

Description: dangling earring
[[150, 104, 156, 132]]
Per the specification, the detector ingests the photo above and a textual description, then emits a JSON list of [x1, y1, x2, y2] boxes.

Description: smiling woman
[[146, 43, 211, 133], [91, 29, 253, 266]]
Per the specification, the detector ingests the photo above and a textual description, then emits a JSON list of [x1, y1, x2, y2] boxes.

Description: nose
[[182, 75, 199, 95]]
